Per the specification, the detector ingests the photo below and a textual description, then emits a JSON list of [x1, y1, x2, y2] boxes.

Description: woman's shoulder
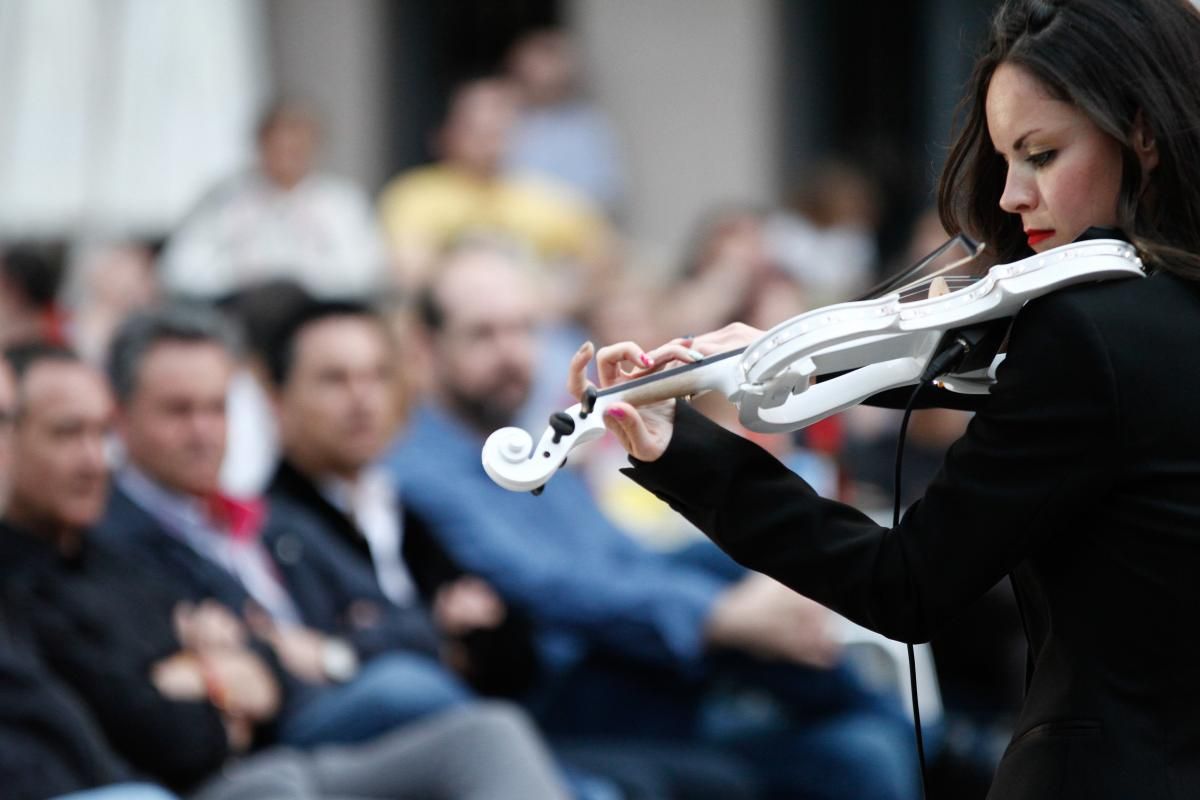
[[1023, 267, 1198, 329]]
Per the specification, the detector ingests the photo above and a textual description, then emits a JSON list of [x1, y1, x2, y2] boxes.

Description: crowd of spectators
[[0, 25, 1021, 800]]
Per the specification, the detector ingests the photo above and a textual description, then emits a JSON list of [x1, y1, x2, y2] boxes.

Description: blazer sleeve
[[623, 290, 1120, 643], [25, 587, 230, 790]]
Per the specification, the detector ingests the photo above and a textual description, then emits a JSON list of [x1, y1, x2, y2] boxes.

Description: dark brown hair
[[938, 0, 1200, 276]]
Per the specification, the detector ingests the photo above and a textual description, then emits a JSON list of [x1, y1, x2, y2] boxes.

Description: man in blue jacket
[[386, 239, 920, 800]]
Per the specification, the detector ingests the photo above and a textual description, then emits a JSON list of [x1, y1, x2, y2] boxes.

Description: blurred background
[[0, 0, 996, 265], [0, 3, 1031, 798]]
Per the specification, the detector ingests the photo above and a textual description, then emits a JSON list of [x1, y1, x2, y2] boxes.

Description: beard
[[445, 370, 530, 435]]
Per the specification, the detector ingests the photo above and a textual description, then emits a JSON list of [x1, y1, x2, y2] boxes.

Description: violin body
[[483, 238, 1144, 493]]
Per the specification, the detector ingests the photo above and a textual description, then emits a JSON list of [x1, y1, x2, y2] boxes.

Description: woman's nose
[[998, 165, 1037, 215]]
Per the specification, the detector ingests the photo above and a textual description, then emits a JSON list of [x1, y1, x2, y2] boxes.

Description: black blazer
[[267, 459, 541, 697], [95, 484, 442, 663], [0, 524, 230, 790], [625, 270, 1200, 799]]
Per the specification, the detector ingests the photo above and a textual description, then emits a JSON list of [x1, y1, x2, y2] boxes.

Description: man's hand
[[254, 621, 330, 684], [704, 573, 841, 669], [150, 652, 207, 701], [173, 600, 246, 654], [203, 649, 282, 721], [434, 576, 507, 635], [151, 648, 280, 752], [247, 609, 358, 685]]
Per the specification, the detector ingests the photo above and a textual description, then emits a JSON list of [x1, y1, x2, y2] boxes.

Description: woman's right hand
[[567, 324, 764, 462], [567, 340, 677, 462]]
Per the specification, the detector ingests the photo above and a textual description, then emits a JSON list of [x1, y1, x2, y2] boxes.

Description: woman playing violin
[[571, 1, 1200, 796]]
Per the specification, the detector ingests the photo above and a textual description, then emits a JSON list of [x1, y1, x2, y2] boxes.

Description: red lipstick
[[1026, 229, 1055, 247]]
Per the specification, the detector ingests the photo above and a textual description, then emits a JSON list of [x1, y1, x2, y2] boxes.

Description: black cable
[[895, 382, 930, 798], [893, 334, 973, 799]]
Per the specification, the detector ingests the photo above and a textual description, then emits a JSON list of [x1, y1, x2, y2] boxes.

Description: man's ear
[[1132, 110, 1160, 178]]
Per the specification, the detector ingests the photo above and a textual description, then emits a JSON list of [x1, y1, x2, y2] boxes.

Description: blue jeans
[[277, 651, 471, 746], [533, 540, 923, 799], [53, 785, 178, 800]]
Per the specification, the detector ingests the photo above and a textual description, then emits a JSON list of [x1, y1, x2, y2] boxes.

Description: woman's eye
[[1027, 150, 1056, 168]]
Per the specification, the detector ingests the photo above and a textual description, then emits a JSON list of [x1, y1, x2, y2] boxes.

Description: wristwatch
[[321, 639, 360, 683]]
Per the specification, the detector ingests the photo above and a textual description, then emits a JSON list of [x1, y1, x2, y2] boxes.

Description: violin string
[[859, 233, 985, 302], [887, 244, 988, 301]]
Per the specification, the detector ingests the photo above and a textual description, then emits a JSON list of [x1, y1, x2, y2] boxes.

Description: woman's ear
[[1132, 110, 1160, 177]]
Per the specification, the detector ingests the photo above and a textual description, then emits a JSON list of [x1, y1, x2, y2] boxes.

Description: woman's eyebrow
[[1012, 128, 1042, 151]]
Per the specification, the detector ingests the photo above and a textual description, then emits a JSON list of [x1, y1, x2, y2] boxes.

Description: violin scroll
[[482, 400, 610, 493]]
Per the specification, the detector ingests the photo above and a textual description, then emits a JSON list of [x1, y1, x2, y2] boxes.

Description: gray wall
[[266, 0, 392, 190], [569, 0, 782, 270]]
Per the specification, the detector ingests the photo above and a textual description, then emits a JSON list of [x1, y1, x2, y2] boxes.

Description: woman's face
[[986, 62, 1124, 253]]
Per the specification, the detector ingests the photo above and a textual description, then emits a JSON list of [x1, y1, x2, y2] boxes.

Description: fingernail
[[640, 354, 652, 367], [606, 407, 626, 420], [688, 349, 704, 362], [577, 340, 593, 354]]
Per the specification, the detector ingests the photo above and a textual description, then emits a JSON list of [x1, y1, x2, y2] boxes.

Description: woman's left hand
[[643, 322, 764, 367]]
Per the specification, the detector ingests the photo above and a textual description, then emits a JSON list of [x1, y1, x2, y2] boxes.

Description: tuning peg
[[579, 385, 598, 418], [549, 412, 575, 443]]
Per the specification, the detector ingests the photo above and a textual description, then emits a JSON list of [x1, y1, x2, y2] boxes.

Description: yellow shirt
[[378, 165, 607, 266]]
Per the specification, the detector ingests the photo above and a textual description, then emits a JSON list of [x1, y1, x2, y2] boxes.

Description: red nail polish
[[640, 354, 652, 367], [607, 407, 626, 420]]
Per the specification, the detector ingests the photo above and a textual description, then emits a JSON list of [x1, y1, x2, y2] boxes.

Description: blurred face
[[0, 361, 15, 511], [987, 62, 1124, 252], [432, 253, 538, 434], [87, 245, 159, 312], [277, 316, 398, 479], [509, 31, 576, 105], [9, 361, 112, 533], [440, 82, 518, 176], [119, 342, 232, 497], [260, 113, 318, 189]]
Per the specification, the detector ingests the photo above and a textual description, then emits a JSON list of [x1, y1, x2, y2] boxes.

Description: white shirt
[[161, 169, 387, 299], [320, 468, 416, 606]]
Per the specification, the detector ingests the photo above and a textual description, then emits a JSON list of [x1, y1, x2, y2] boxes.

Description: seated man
[[0, 354, 175, 800], [0, 618, 179, 800], [261, 296, 541, 697], [0, 342, 568, 800], [93, 306, 471, 746], [261, 295, 760, 800], [386, 241, 920, 800]]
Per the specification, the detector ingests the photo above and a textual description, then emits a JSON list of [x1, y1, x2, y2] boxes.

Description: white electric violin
[[483, 234, 1144, 493]]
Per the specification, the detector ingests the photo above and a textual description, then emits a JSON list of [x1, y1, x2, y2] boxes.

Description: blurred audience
[[259, 297, 727, 800], [260, 298, 535, 694], [667, 205, 810, 339], [0, 353, 177, 800], [94, 307, 474, 747], [377, 78, 614, 316], [0, 24, 994, 800], [504, 28, 626, 217], [386, 241, 920, 800], [160, 100, 387, 301], [0, 245, 67, 348], [765, 159, 883, 305], [0, 343, 569, 800], [64, 241, 161, 366]]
